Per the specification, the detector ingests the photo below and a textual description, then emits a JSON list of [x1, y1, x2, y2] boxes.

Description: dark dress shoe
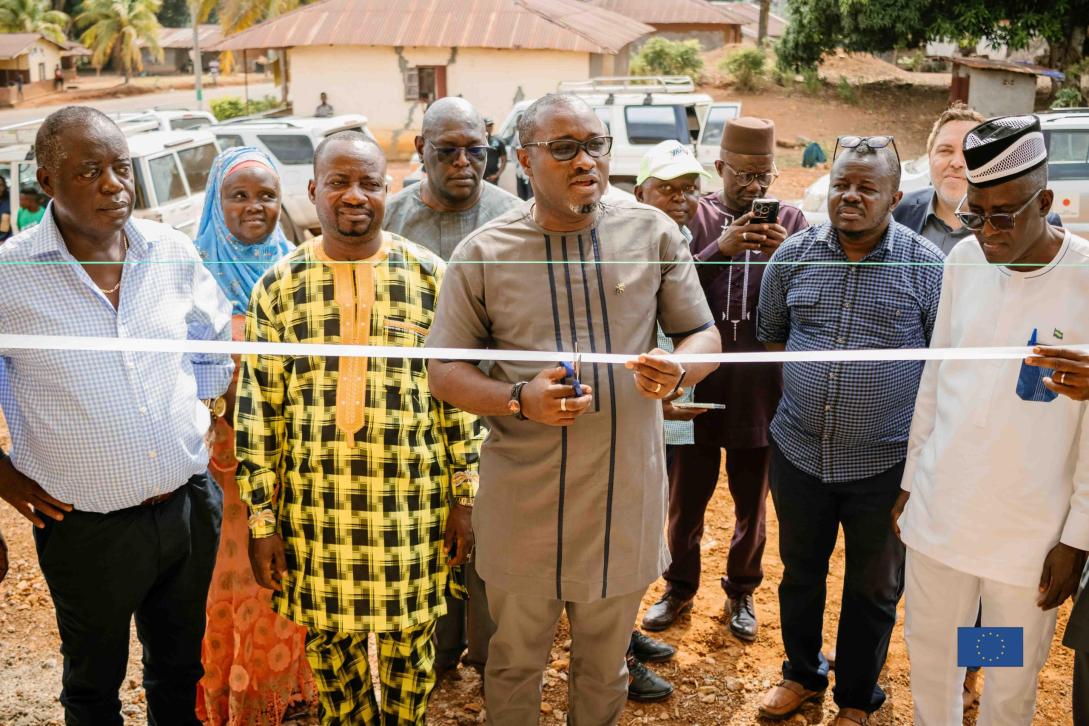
[[641, 594, 693, 632], [630, 630, 676, 663], [726, 594, 758, 642], [627, 654, 674, 701]]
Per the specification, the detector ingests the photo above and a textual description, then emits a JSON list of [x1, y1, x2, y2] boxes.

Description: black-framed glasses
[[425, 139, 488, 164], [522, 135, 613, 161], [722, 163, 778, 188], [833, 135, 900, 164], [955, 188, 1043, 231]]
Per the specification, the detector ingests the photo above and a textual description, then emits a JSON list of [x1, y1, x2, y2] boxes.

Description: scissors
[[562, 342, 583, 397]]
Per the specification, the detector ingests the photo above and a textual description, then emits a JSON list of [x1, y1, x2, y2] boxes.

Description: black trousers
[[768, 439, 904, 713], [34, 473, 222, 726]]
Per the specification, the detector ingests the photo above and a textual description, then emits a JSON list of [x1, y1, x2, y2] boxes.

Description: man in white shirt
[[895, 115, 1089, 725]]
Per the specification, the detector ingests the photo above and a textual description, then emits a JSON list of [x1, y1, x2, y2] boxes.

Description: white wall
[[26, 40, 61, 83], [288, 45, 591, 158], [966, 69, 1037, 118]]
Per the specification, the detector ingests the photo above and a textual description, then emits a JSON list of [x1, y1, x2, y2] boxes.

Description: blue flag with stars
[[957, 627, 1024, 667]]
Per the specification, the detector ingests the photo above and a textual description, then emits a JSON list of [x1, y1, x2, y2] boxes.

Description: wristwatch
[[454, 495, 474, 508], [508, 381, 528, 420], [203, 396, 227, 419]]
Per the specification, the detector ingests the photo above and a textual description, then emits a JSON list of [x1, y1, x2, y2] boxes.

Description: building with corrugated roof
[[215, 0, 653, 157], [137, 25, 224, 75], [582, 0, 744, 50], [0, 34, 68, 108]]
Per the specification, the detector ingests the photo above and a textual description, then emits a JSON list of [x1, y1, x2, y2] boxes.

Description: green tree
[[76, 0, 163, 82], [157, 0, 188, 27], [720, 48, 767, 91], [0, 0, 71, 43], [777, 0, 1088, 83], [630, 37, 704, 79]]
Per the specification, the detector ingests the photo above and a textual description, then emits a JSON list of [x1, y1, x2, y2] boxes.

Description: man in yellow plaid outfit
[[235, 131, 482, 724]]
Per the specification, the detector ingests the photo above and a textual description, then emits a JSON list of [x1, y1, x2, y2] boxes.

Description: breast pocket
[[382, 317, 429, 398], [786, 287, 822, 331]]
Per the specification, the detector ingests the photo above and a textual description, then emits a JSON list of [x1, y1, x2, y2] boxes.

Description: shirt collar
[[924, 190, 968, 234], [23, 202, 151, 260], [817, 219, 896, 260]]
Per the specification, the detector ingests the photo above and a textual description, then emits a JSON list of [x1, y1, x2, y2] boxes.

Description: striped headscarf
[[193, 146, 293, 314]]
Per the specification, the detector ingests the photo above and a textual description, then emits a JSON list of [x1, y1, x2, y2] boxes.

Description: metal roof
[[946, 56, 1065, 80], [213, 0, 653, 54], [714, 2, 786, 38], [580, 0, 745, 26], [142, 24, 224, 50], [0, 33, 65, 60]]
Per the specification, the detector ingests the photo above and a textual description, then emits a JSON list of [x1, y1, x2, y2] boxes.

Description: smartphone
[[751, 198, 780, 225], [671, 402, 726, 410]]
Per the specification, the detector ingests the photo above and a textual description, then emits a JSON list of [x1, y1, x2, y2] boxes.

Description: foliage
[[0, 0, 70, 43], [215, 0, 301, 72], [629, 37, 704, 80], [836, 75, 857, 103], [720, 47, 767, 92], [210, 93, 279, 120], [156, 0, 188, 26], [1052, 87, 1085, 109], [776, 0, 1088, 78], [77, 0, 163, 81], [801, 66, 822, 94]]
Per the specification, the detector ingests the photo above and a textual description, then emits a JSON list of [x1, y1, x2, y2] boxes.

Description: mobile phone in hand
[[751, 198, 780, 225], [672, 402, 726, 410]]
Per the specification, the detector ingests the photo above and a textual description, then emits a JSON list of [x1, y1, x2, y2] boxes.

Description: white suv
[[493, 77, 740, 194], [210, 115, 378, 241]]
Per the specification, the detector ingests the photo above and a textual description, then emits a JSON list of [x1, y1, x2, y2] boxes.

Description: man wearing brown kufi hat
[[642, 118, 809, 642]]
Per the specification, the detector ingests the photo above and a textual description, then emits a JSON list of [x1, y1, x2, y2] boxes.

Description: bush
[[629, 37, 704, 80], [210, 94, 281, 121], [1052, 87, 1085, 109], [836, 76, 857, 104], [720, 48, 767, 92], [801, 66, 822, 94]]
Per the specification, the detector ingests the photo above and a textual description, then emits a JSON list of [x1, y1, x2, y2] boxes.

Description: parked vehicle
[[0, 129, 220, 237], [798, 109, 1089, 233], [111, 109, 218, 133], [492, 77, 741, 194], [210, 114, 378, 241]]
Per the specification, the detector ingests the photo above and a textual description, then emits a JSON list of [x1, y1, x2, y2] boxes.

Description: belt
[[141, 486, 182, 507]]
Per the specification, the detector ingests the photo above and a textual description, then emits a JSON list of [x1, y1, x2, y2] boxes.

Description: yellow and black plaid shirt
[[235, 233, 482, 633]]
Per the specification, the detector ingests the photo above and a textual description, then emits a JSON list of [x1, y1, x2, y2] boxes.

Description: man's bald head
[[517, 94, 594, 145], [313, 131, 384, 177], [421, 97, 486, 140], [35, 106, 122, 173]]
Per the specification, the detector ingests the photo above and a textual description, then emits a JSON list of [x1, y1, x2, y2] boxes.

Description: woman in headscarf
[[193, 147, 315, 725]]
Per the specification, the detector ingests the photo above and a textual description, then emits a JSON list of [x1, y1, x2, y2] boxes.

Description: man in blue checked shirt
[[754, 139, 944, 725], [0, 106, 232, 725]]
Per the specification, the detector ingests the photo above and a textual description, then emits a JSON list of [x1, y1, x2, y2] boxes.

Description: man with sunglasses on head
[[384, 97, 520, 685], [426, 93, 720, 725], [642, 117, 809, 643], [756, 134, 944, 725], [895, 115, 1089, 725]]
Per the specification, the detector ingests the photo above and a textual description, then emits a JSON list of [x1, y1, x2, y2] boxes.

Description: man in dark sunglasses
[[385, 97, 520, 262], [426, 93, 721, 725], [896, 114, 1089, 725]]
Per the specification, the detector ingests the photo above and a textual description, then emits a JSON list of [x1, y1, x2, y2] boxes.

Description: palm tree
[[76, 0, 163, 82], [0, 0, 71, 44], [215, 0, 302, 73]]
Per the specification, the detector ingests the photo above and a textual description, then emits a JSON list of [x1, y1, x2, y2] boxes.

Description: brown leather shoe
[[831, 707, 870, 725], [757, 679, 824, 720], [641, 594, 693, 632]]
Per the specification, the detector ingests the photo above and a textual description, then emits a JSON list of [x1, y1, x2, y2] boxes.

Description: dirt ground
[[0, 54, 1078, 725], [12, 72, 269, 110]]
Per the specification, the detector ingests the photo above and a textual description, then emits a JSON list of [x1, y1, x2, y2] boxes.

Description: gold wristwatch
[[454, 496, 474, 508], [203, 397, 227, 419]]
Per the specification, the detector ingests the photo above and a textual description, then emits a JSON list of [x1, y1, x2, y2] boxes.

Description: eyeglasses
[[425, 140, 488, 164], [522, 135, 613, 161], [955, 188, 1043, 231], [834, 135, 900, 164], [721, 163, 778, 188]]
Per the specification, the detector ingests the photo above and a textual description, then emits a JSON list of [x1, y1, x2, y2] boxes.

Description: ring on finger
[[1059, 371, 1068, 385], [561, 397, 568, 412], [743, 232, 749, 242], [653, 382, 662, 393]]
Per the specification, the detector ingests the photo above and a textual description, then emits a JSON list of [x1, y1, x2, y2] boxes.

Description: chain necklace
[[97, 233, 129, 296], [723, 247, 751, 341]]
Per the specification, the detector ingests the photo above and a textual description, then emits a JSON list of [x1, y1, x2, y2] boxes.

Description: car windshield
[[170, 117, 211, 131], [1046, 129, 1089, 181], [258, 134, 315, 165], [625, 105, 688, 145], [699, 106, 738, 148]]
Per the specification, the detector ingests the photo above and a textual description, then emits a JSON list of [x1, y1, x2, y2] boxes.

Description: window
[[403, 65, 446, 102], [258, 134, 314, 165], [699, 106, 740, 149], [624, 105, 688, 145], [215, 134, 245, 151], [177, 143, 218, 193], [170, 117, 211, 131], [1046, 130, 1089, 180], [147, 154, 188, 205], [133, 163, 150, 209]]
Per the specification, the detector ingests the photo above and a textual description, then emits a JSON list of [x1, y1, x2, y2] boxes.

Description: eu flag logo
[[957, 627, 1024, 667]]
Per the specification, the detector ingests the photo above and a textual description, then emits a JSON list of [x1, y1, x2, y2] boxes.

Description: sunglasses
[[425, 139, 488, 164], [522, 135, 613, 161], [722, 162, 778, 188], [955, 188, 1043, 231], [833, 135, 901, 164]]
